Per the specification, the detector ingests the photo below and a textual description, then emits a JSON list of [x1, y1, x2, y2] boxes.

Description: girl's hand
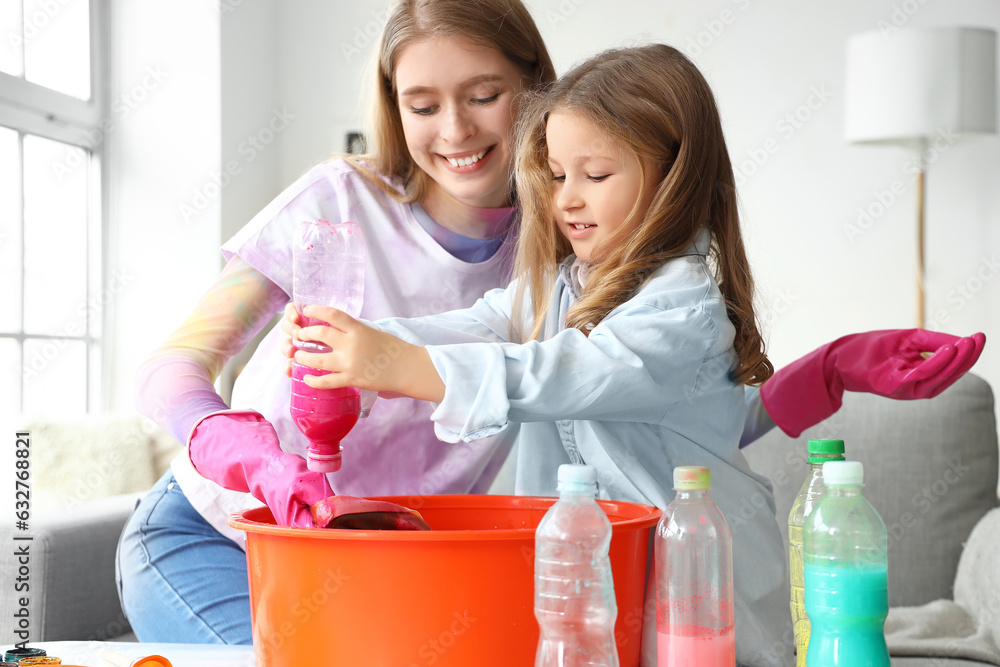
[[293, 305, 445, 402], [280, 302, 302, 377]]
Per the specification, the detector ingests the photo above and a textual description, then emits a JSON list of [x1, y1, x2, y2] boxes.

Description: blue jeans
[[115, 471, 252, 644]]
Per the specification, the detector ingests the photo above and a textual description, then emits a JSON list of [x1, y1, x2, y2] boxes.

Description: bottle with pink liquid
[[290, 219, 366, 473], [655, 466, 735, 667]]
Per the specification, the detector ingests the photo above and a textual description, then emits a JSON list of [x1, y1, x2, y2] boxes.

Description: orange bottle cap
[[131, 657, 173, 667]]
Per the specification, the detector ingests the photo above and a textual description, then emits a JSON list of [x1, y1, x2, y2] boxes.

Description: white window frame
[[0, 0, 110, 414]]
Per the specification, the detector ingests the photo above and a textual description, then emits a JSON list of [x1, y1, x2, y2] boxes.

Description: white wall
[[107, 0, 221, 410], [271, 3, 384, 191], [220, 0, 280, 256], [109, 0, 1000, 429]]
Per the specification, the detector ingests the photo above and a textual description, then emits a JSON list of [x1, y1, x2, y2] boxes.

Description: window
[[0, 0, 106, 417]]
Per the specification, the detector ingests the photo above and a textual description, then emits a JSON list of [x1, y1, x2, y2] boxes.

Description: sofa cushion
[[26, 413, 180, 510], [955, 506, 1000, 646], [744, 373, 998, 607]]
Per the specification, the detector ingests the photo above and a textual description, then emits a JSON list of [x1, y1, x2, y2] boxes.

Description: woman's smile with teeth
[[445, 148, 489, 167], [572, 223, 595, 230]]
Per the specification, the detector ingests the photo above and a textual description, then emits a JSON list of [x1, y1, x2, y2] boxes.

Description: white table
[[5, 642, 254, 667]]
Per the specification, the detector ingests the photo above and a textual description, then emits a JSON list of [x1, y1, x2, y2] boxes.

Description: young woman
[[117, 0, 555, 644]]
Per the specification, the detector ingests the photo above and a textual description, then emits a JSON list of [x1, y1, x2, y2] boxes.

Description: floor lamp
[[844, 26, 997, 327]]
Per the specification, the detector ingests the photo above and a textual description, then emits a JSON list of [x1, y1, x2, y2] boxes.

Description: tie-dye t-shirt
[[171, 159, 519, 542]]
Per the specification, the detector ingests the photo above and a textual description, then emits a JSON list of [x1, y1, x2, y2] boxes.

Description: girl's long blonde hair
[[346, 0, 556, 204], [512, 44, 772, 386]]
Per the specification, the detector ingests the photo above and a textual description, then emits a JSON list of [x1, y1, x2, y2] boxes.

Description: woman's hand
[[293, 305, 445, 402]]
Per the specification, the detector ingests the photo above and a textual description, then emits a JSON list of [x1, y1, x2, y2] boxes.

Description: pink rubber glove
[[188, 411, 332, 527], [188, 411, 429, 530], [760, 329, 986, 437]]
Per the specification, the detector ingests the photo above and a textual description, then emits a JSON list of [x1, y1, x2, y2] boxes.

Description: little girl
[[292, 44, 791, 666]]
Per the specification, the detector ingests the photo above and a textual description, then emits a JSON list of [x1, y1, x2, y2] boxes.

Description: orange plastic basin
[[229, 494, 661, 667]]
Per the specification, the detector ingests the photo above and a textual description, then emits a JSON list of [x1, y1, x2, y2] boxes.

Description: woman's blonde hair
[[346, 0, 556, 203], [512, 44, 772, 386]]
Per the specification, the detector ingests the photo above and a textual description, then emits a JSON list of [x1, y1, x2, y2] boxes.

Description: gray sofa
[[0, 414, 179, 644], [0, 493, 141, 643], [2, 376, 997, 666], [745, 372, 1000, 666]]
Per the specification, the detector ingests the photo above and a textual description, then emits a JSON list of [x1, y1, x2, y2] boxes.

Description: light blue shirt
[[375, 229, 792, 666]]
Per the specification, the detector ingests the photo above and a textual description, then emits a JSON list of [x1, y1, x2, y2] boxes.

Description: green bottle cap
[[673, 466, 711, 490], [807, 439, 846, 463]]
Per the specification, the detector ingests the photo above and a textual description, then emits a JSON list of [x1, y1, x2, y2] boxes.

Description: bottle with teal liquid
[[803, 460, 890, 667]]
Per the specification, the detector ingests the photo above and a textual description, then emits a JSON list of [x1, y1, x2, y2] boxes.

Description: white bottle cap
[[822, 460, 864, 486], [557, 464, 598, 485], [673, 466, 711, 490]]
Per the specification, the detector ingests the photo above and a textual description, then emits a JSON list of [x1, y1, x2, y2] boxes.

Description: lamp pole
[[843, 27, 997, 330], [916, 162, 925, 329]]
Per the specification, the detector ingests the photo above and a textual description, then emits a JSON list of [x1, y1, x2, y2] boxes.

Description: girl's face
[[395, 35, 525, 210], [546, 110, 659, 263]]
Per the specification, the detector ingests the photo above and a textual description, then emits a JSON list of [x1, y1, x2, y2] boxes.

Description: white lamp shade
[[844, 27, 997, 149]]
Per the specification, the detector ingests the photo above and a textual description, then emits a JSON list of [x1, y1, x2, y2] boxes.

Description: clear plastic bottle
[[534, 464, 619, 667], [290, 219, 366, 473], [804, 461, 890, 667], [655, 466, 734, 667], [788, 439, 846, 666]]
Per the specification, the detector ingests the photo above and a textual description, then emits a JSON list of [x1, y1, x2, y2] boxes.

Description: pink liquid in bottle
[[655, 467, 735, 667], [290, 360, 359, 472], [291, 219, 366, 473], [657, 624, 735, 667]]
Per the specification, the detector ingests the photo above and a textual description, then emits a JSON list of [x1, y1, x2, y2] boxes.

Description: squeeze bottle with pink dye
[[290, 219, 366, 473], [655, 466, 735, 667]]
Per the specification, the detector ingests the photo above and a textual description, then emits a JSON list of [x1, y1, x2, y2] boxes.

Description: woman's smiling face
[[395, 35, 525, 210]]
